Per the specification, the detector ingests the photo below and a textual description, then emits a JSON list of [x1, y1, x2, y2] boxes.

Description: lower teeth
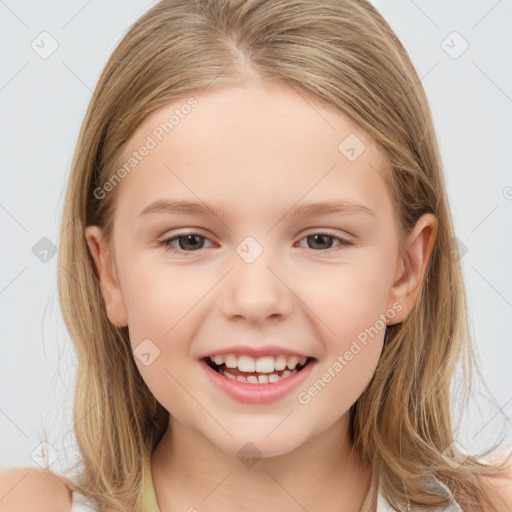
[[219, 366, 300, 384]]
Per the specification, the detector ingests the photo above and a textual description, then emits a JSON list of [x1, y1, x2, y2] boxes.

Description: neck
[[151, 414, 374, 512]]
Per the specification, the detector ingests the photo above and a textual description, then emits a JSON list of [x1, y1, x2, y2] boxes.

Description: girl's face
[[86, 81, 435, 458]]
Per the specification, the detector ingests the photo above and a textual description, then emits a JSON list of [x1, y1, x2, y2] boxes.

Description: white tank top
[[376, 475, 462, 511], [69, 474, 462, 511], [70, 491, 97, 511]]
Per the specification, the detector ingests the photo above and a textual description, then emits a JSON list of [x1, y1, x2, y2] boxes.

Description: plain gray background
[[1, 0, 511, 477]]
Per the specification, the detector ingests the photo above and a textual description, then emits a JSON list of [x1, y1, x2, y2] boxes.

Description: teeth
[[274, 355, 287, 371], [224, 354, 236, 368], [238, 355, 255, 372], [255, 356, 274, 373], [221, 366, 299, 384], [286, 356, 299, 370], [209, 353, 309, 373]]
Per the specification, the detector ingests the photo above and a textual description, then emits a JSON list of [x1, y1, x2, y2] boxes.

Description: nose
[[221, 246, 293, 323]]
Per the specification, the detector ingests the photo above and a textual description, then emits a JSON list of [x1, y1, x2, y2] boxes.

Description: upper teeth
[[209, 354, 308, 373]]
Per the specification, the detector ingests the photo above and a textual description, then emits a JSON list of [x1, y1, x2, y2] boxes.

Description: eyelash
[[159, 231, 353, 257]]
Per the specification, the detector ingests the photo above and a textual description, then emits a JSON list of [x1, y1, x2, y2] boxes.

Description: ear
[[386, 213, 438, 325], [84, 225, 128, 327]]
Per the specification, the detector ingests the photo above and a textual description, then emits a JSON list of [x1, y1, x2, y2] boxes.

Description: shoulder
[[479, 449, 512, 512], [0, 467, 72, 512]]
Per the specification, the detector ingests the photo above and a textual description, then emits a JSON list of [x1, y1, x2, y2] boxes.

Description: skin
[[85, 80, 437, 511]]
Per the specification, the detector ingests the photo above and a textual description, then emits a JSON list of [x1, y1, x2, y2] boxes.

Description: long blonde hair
[[57, 0, 511, 510]]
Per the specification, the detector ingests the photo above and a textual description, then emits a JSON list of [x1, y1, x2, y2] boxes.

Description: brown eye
[[160, 233, 212, 255], [298, 233, 352, 252]]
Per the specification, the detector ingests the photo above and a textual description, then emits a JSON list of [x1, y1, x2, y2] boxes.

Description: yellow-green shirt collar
[[141, 469, 160, 512]]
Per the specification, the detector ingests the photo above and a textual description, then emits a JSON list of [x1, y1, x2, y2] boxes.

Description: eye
[[159, 231, 352, 257], [159, 232, 213, 256], [296, 232, 353, 253]]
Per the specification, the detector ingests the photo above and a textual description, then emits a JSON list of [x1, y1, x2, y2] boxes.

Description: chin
[[208, 428, 309, 462]]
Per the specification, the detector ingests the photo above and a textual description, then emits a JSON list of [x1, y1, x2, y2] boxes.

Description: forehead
[[112, 82, 391, 221]]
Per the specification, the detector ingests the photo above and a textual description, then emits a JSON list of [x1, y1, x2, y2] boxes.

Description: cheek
[[297, 270, 387, 417], [127, 287, 204, 417], [119, 255, 203, 338], [119, 256, 208, 387], [293, 257, 391, 404], [299, 256, 392, 338], [134, 356, 195, 423], [296, 315, 384, 428]]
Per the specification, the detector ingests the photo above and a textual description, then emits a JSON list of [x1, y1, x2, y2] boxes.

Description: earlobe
[[386, 213, 438, 325], [84, 225, 128, 327]]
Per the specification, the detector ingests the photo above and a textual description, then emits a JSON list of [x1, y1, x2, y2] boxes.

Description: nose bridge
[[222, 234, 292, 320]]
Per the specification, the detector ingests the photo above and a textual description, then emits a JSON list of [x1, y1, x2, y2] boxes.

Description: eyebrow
[[138, 198, 376, 220]]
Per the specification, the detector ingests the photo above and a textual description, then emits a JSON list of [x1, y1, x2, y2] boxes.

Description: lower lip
[[200, 358, 316, 404]]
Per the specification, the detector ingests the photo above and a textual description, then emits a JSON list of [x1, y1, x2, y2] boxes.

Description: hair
[[57, 0, 512, 510]]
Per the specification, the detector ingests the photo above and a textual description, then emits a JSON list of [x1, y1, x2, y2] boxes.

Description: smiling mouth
[[203, 357, 315, 384]]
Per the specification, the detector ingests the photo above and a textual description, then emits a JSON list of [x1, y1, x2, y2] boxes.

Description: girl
[[30, 0, 512, 510]]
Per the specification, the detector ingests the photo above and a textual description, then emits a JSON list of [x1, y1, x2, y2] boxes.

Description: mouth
[[202, 356, 316, 384]]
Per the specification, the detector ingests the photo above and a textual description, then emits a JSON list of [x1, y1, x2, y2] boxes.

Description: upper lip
[[200, 345, 314, 360]]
